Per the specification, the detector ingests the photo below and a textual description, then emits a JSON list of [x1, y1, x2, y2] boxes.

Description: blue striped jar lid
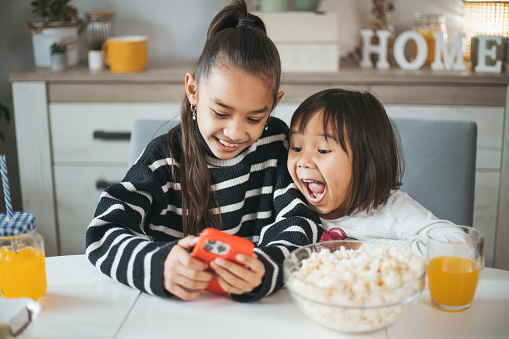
[[0, 212, 36, 237]]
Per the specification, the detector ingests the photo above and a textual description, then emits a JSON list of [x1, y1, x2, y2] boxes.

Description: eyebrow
[[213, 97, 268, 114], [289, 129, 334, 139]]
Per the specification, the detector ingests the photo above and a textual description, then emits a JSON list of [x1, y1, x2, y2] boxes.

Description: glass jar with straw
[[0, 154, 47, 301]]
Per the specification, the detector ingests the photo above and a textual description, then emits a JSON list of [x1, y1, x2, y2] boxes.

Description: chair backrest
[[392, 118, 477, 226], [129, 119, 180, 166]]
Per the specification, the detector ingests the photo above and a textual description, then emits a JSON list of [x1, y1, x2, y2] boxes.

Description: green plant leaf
[[50, 41, 67, 54], [31, 0, 78, 23]]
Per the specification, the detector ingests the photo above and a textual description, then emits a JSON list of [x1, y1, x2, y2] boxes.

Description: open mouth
[[301, 179, 326, 204], [216, 137, 242, 152]]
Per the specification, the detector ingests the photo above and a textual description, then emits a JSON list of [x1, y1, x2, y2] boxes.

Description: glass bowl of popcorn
[[283, 240, 426, 333]]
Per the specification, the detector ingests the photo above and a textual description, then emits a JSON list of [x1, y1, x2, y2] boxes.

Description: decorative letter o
[[393, 31, 427, 70]]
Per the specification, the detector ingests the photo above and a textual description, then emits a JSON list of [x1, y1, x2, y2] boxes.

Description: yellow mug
[[102, 36, 148, 73]]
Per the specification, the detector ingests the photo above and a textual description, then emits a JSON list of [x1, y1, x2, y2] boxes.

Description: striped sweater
[[85, 117, 322, 302]]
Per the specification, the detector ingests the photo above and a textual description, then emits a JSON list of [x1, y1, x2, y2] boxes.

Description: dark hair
[[290, 89, 403, 215], [168, 0, 282, 236]]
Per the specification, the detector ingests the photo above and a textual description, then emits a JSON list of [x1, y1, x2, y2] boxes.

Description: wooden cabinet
[[10, 64, 509, 270], [50, 103, 179, 254]]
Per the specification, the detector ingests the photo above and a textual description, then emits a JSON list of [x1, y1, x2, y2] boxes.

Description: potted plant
[[50, 42, 67, 71], [0, 102, 10, 142], [26, 0, 81, 68], [87, 40, 104, 70]]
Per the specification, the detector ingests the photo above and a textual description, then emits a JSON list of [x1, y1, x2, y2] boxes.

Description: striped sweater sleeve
[[231, 143, 323, 302], [85, 140, 177, 297]]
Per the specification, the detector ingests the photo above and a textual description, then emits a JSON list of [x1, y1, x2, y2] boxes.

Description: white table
[[29, 255, 509, 339], [31, 255, 139, 339]]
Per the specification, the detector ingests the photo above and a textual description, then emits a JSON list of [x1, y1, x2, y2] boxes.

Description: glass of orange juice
[[0, 212, 47, 301], [426, 225, 484, 311]]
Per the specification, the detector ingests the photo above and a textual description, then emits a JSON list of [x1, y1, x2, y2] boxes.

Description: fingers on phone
[[236, 254, 264, 273], [215, 275, 250, 295], [177, 235, 199, 249], [173, 243, 208, 270], [211, 260, 259, 293]]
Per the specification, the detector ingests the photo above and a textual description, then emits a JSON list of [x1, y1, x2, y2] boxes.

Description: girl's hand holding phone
[[210, 253, 265, 295], [163, 236, 214, 300]]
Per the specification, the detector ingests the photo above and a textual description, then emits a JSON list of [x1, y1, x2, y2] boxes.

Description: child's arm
[[390, 191, 457, 254], [230, 157, 323, 302], [86, 137, 191, 298]]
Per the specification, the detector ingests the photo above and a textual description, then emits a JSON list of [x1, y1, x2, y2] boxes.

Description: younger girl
[[86, 0, 321, 302], [287, 89, 455, 249]]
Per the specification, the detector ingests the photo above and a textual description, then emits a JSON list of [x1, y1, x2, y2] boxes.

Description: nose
[[297, 149, 314, 169], [223, 118, 246, 142]]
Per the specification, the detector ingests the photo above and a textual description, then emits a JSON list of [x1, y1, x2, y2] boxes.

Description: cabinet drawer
[[54, 165, 128, 255], [50, 102, 181, 164]]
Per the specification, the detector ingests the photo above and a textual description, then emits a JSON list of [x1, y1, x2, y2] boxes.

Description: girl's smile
[[216, 137, 242, 152]]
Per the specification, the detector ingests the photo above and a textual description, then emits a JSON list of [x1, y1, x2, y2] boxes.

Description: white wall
[[72, 0, 465, 61], [72, 0, 225, 61], [1, 0, 467, 211]]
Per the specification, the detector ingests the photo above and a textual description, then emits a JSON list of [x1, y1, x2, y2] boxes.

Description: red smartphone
[[191, 228, 255, 295]]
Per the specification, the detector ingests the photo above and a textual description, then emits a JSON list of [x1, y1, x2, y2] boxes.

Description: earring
[[264, 117, 270, 131], [190, 104, 197, 121]]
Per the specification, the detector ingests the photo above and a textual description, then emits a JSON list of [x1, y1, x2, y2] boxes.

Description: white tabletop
[[31, 255, 139, 339], [27, 255, 509, 339]]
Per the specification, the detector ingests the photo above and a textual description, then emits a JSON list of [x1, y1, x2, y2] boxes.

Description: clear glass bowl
[[283, 240, 426, 333]]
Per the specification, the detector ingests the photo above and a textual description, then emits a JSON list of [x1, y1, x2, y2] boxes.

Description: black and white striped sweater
[[85, 117, 322, 302]]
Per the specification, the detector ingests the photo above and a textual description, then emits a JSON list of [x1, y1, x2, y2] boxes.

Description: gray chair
[[393, 118, 477, 226], [129, 119, 180, 166]]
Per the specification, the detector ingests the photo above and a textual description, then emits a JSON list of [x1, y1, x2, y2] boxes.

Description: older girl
[[86, 0, 321, 302]]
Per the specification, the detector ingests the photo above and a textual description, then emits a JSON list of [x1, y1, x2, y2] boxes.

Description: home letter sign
[[431, 32, 466, 71], [360, 29, 390, 69], [475, 35, 503, 73], [393, 31, 427, 70]]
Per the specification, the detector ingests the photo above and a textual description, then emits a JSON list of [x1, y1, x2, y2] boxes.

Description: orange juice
[[0, 247, 47, 300], [427, 256, 480, 308]]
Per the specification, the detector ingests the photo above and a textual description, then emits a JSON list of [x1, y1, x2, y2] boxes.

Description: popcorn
[[287, 244, 426, 333]]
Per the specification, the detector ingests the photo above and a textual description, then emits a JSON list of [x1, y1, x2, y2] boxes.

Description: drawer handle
[[96, 180, 118, 190], [93, 131, 131, 141]]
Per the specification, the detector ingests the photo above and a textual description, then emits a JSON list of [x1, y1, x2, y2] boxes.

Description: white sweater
[[319, 190, 456, 254]]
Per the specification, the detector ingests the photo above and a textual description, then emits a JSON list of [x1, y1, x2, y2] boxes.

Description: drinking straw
[[1, 154, 13, 220]]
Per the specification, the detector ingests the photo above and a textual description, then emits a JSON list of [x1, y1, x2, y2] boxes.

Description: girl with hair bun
[[86, 0, 322, 302]]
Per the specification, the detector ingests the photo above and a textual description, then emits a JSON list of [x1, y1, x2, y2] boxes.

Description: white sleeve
[[388, 191, 456, 256]]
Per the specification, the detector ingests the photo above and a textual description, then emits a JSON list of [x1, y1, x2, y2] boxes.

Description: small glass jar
[[412, 13, 447, 64], [85, 11, 117, 54], [0, 212, 47, 300]]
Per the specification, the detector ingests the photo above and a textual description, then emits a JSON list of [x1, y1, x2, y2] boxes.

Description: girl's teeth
[[219, 139, 239, 147]]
